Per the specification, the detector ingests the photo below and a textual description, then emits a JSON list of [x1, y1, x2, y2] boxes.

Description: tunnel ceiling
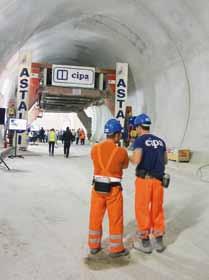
[[1, 0, 209, 80], [1, 0, 209, 155]]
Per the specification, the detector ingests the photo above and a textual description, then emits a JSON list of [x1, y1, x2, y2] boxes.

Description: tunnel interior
[[1, 0, 209, 160]]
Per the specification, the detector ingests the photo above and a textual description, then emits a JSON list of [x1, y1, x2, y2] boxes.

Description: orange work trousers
[[88, 186, 124, 253], [135, 177, 165, 239]]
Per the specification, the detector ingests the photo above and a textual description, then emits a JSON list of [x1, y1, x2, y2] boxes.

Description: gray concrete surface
[[0, 144, 209, 279]]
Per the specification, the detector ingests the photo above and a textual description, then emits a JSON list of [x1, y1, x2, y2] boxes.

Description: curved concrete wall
[[1, 0, 209, 159]]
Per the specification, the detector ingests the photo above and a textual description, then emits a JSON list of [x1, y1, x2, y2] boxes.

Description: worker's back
[[91, 139, 129, 179]]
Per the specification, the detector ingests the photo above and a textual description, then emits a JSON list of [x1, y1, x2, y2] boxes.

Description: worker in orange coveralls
[[129, 113, 168, 253], [79, 129, 85, 145], [88, 118, 129, 258]]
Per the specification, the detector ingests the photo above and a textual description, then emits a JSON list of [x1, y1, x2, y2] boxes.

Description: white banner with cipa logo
[[115, 63, 128, 127], [52, 65, 95, 88]]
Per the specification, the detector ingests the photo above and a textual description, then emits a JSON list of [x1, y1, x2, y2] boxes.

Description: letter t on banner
[[114, 63, 128, 128]]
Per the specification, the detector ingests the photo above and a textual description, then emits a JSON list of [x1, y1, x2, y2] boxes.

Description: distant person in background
[[71, 129, 76, 143], [29, 131, 38, 145], [79, 129, 85, 145], [55, 130, 59, 141], [48, 128, 56, 156], [61, 130, 65, 144], [76, 128, 80, 145], [63, 127, 73, 158], [45, 130, 48, 143], [28, 131, 34, 144], [58, 130, 63, 142], [87, 132, 92, 141], [39, 127, 45, 143]]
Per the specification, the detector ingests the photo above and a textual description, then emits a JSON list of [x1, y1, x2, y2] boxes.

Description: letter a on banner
[[114, 63, 128, 127], [16, 52, 32, 149]]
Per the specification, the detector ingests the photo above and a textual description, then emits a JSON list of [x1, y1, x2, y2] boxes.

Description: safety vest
[[130, 129, 137, 138], [49, 131, 56, 142]]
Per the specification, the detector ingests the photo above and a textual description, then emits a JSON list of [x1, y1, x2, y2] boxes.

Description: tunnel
[[0, 1, 209, 279], [0, 0, 209, 158]]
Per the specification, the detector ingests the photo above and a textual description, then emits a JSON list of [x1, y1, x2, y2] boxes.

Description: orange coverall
[[88, 139, 129, 253], [135, 177, 165, 239], [79, 130, 85, 140]]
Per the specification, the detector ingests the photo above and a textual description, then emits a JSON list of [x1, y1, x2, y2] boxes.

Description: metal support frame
[[0, 155, 10, 170], [8, 131, 24, 159]]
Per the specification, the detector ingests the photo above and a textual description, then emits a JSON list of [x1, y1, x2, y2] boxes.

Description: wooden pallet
[[167, 149, 191, 162]]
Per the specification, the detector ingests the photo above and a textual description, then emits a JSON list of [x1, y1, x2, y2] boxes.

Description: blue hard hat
[[128, 116, 136, 126], [134, 113, 152, 127], [104, 118, 122, 135]]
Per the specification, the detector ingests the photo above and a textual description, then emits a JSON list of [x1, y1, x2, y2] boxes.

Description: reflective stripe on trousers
[[89, 238, 101, 244], [110, 234, 123, 240], [136, 229, 164, 240], [109, 233, 123, 251], [89, 229, 102, 235], [109, 242, 123, 248], [88, 187, 124, 253], [151, 229, 164, 237], [88, 229, 102, 249], [136, 230, 150, 239], [135, 177, 165, 238]]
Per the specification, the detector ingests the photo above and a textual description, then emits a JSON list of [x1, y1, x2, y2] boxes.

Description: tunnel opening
[[26, 62, 118, 141]]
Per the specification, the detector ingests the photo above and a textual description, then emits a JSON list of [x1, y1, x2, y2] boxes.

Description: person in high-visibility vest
[[88, 119, 129, 258], [130, 128, 137, 139], [48, 128, 56, 156], [129, 113, 168, 253]]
